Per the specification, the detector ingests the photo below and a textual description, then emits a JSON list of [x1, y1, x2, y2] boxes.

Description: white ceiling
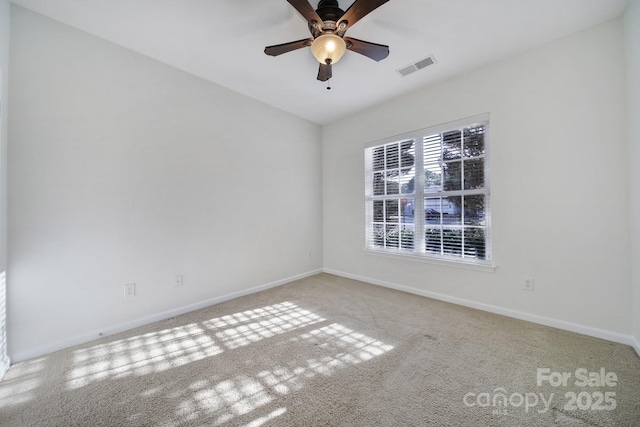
[[10, 0, 630, 124]]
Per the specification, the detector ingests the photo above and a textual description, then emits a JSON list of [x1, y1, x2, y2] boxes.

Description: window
[[365, 114, 491, 266]]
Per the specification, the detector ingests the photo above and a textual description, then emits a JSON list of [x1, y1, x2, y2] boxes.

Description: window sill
[[364, 249, 496, 273]]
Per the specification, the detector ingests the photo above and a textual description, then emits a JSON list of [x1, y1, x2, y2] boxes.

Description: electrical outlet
[[523, 277, 534, 291], [174, 275, 183, 288], [124, 283, 136, 298]]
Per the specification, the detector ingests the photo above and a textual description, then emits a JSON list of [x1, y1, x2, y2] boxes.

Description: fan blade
[[264, 38, 313, 56], [344, 37, 389, 61], [338, 0, 389, 29], [317, 62, 332, 82], [286, 0, 323, 25]]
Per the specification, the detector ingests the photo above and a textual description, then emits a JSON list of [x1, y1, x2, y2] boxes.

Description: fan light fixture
[[311, 33, 346, 64]]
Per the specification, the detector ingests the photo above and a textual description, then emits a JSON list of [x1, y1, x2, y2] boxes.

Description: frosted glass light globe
[[311, 34, 347, 64]]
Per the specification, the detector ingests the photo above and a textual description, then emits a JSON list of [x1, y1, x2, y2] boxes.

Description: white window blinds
[[365, 114, 491, 265]]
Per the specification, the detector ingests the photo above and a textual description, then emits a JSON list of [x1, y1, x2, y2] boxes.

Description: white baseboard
[[324, 268, 639, 352], [632, 336, 640, 358], [11, 269, 323, 363], [11, 268, 639, 363]]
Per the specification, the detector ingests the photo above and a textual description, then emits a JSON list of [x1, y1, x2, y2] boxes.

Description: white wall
[[8, 6, 322, 361], [625, 0, 640, 352], [323, 17, 632, 341], [0, 0, 10, 377]]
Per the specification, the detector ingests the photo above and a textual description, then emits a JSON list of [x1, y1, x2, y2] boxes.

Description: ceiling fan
[[264, 0, 390, 84]]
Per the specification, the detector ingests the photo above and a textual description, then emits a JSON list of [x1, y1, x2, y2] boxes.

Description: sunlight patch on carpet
[[66, 302, 325, 390], [245, 407, 287, 427], [67, 322, 223, 389], [173, 322, 394, 424], [0, 357, 48, 408], [301, 323, 395, 363], [174, 375, 274, 424], [206, 301, 325, 350]]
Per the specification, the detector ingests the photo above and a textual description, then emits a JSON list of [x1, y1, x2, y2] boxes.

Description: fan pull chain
[[327, 79, 331, 90]]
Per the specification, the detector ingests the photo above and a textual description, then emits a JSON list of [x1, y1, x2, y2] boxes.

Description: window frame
[[364, 113, 493, 270]]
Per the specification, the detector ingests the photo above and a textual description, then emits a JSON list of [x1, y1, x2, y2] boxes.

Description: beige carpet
[[1, 273, 639, 426]]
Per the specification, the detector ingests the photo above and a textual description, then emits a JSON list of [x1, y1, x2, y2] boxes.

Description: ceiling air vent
[[397, 55, 436, 77]]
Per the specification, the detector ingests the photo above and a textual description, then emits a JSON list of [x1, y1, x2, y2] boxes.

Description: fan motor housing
[[316, 0, 344, 23]]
